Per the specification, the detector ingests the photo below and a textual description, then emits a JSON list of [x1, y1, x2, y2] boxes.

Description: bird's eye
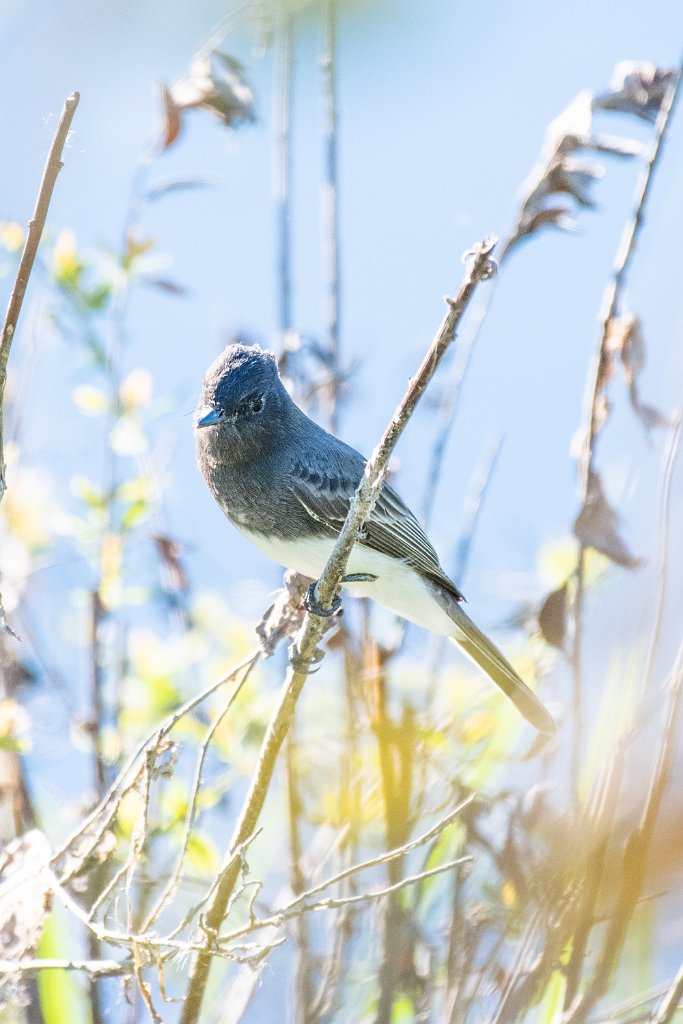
[[250, 395, 263, 413]]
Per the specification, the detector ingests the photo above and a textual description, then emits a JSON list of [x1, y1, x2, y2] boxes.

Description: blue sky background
[[2, 0, 682, 785], [2, 0, 683, 1014], [3, 1, 681, 643]]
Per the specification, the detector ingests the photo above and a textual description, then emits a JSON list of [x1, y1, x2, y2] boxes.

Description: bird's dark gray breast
[[199, 445, 331, 541]]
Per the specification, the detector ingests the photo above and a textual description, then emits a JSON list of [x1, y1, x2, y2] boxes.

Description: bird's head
[[196, 343, 292, 462]]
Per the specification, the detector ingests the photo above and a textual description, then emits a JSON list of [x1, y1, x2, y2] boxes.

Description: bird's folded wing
[[289, 461, 463, 601]]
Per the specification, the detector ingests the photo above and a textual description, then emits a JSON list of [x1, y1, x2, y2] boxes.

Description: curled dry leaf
[[0, 603, 20, 641], [0, 830, 53, 961], [573, 470, 640, 567], [256, 569, 341, 656], [510, 95, 606, 248], [594, 61, 677, 122], [256, 570, 311, 656], [606, 313, 672, 432], [161, 50, 255, 149], [538, 584, 568, 650], [505, 62, 672, 254], [153, 534, 190, 595]]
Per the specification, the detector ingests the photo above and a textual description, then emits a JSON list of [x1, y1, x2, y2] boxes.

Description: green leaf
[[83, 283, 112, 311], [120, 498, 150, 530], [390, 995, 415, 1023], [72, 384, 110, 417], [37, 908, 90, 1024], [186, 832, 220, 875], [537, 970, 566, 1023], [71, 475, 106, 510]]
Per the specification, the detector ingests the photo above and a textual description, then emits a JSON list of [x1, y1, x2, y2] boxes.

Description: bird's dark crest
[[203, 343, 279, 406]]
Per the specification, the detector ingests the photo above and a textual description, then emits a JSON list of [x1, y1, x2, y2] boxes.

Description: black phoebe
[[196, 343, 555, 734]]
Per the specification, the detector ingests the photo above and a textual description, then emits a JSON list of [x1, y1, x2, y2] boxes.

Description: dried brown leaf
[[145, 277, 188, 297], [159, 83, 182, 149], [169, 50, 255, 129], [153, 534, 190, 593], [256, 571, 310, 656], [574, 471, 640, 567], [0, 831, 53, 961], [594, 61, 677, 123], [606, 313, 671, 432], [538, 584, 568, 650]]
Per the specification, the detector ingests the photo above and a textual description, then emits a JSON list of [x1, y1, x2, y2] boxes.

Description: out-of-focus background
[[1, 1, 682, 1022]]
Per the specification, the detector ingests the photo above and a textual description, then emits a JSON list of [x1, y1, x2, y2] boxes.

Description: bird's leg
[[303, 574, 378, 618], [288, 641, 326, 673], [304, 583, 342, 618]]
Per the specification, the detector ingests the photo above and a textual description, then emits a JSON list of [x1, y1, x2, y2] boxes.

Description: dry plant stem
[[422, 286, 498, 526], [0, 91, 79, 502], [563, 739, 627, 1008], [140, 657, 259, 932], [425, 434, 503, 683], [54, 801, 468, 970], [178, 238, 497, 1024], [53, 651, 260, 878], [571, 66, 682, 802], [285, 731, 316, 1024], [50, 846, 467, 973], [372, 648, 414, 1024], [89, 590, 107, 798], [322, 0, 340, 431], [637, 412, 682, 719], [0, 91, 79, 635], [0, 958, 127, 978], [652, 959, 683, 1024], [276, 13, 293, 339], [566, 641, 683, 1024]]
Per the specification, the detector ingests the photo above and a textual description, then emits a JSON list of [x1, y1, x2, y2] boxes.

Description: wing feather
[[289, 460, 463, 601]]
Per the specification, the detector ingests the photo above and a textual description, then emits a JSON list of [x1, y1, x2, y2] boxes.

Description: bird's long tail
[[447, 602, 556, 735]]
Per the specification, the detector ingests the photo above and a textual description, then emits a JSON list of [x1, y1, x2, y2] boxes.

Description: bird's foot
[[304, 583, 342, 618], [288, 642, 325, 674], [341, 572, 378, 584]]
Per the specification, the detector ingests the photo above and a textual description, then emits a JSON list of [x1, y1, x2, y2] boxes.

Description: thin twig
[[177, 238, 498, 1024], [276, 13, 293, 341], [322, 0, 341, 431], [571, 64, 682, 804], [0, 958, 127, 978], [0, 91, 79, 635], [651, 959, 683, 1024], [635, 411, 683, 720], [424, 433, 504, 689], [141, 654, 260, 932], [285, 794, 473, 913], [565, 640, 683, 1023], [285, 728, 315, 1023], [421, 292, 498, 526], [0, 91, 80, 503], [53, 651, 260, 878]]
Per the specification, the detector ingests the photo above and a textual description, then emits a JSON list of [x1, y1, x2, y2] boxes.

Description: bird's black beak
[[197, 407, 222, 428]]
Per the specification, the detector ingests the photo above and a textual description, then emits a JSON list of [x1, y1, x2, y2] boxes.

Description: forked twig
[[178, 237, 498, 1024]]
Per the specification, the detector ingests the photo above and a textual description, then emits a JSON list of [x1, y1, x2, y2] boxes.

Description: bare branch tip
[[461, 235, 499, 280]]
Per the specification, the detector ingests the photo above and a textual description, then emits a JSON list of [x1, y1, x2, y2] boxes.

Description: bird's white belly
[[238, 526, 459, 638]]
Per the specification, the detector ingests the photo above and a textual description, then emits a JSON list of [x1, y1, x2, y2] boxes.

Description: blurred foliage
[[0, 15, 681, 1024]]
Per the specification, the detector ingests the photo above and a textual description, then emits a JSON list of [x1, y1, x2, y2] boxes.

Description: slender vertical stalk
[[89, 590, 106, 799], [276, 14, 293, 344], [570, 65, 682, 804], [322, 0, 341, 431], [285, 734, 316, 1023], [274, 15, 316, 1017]]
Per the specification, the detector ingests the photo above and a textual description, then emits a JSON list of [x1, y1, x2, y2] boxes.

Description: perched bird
[[196, 343, 555, 734]]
